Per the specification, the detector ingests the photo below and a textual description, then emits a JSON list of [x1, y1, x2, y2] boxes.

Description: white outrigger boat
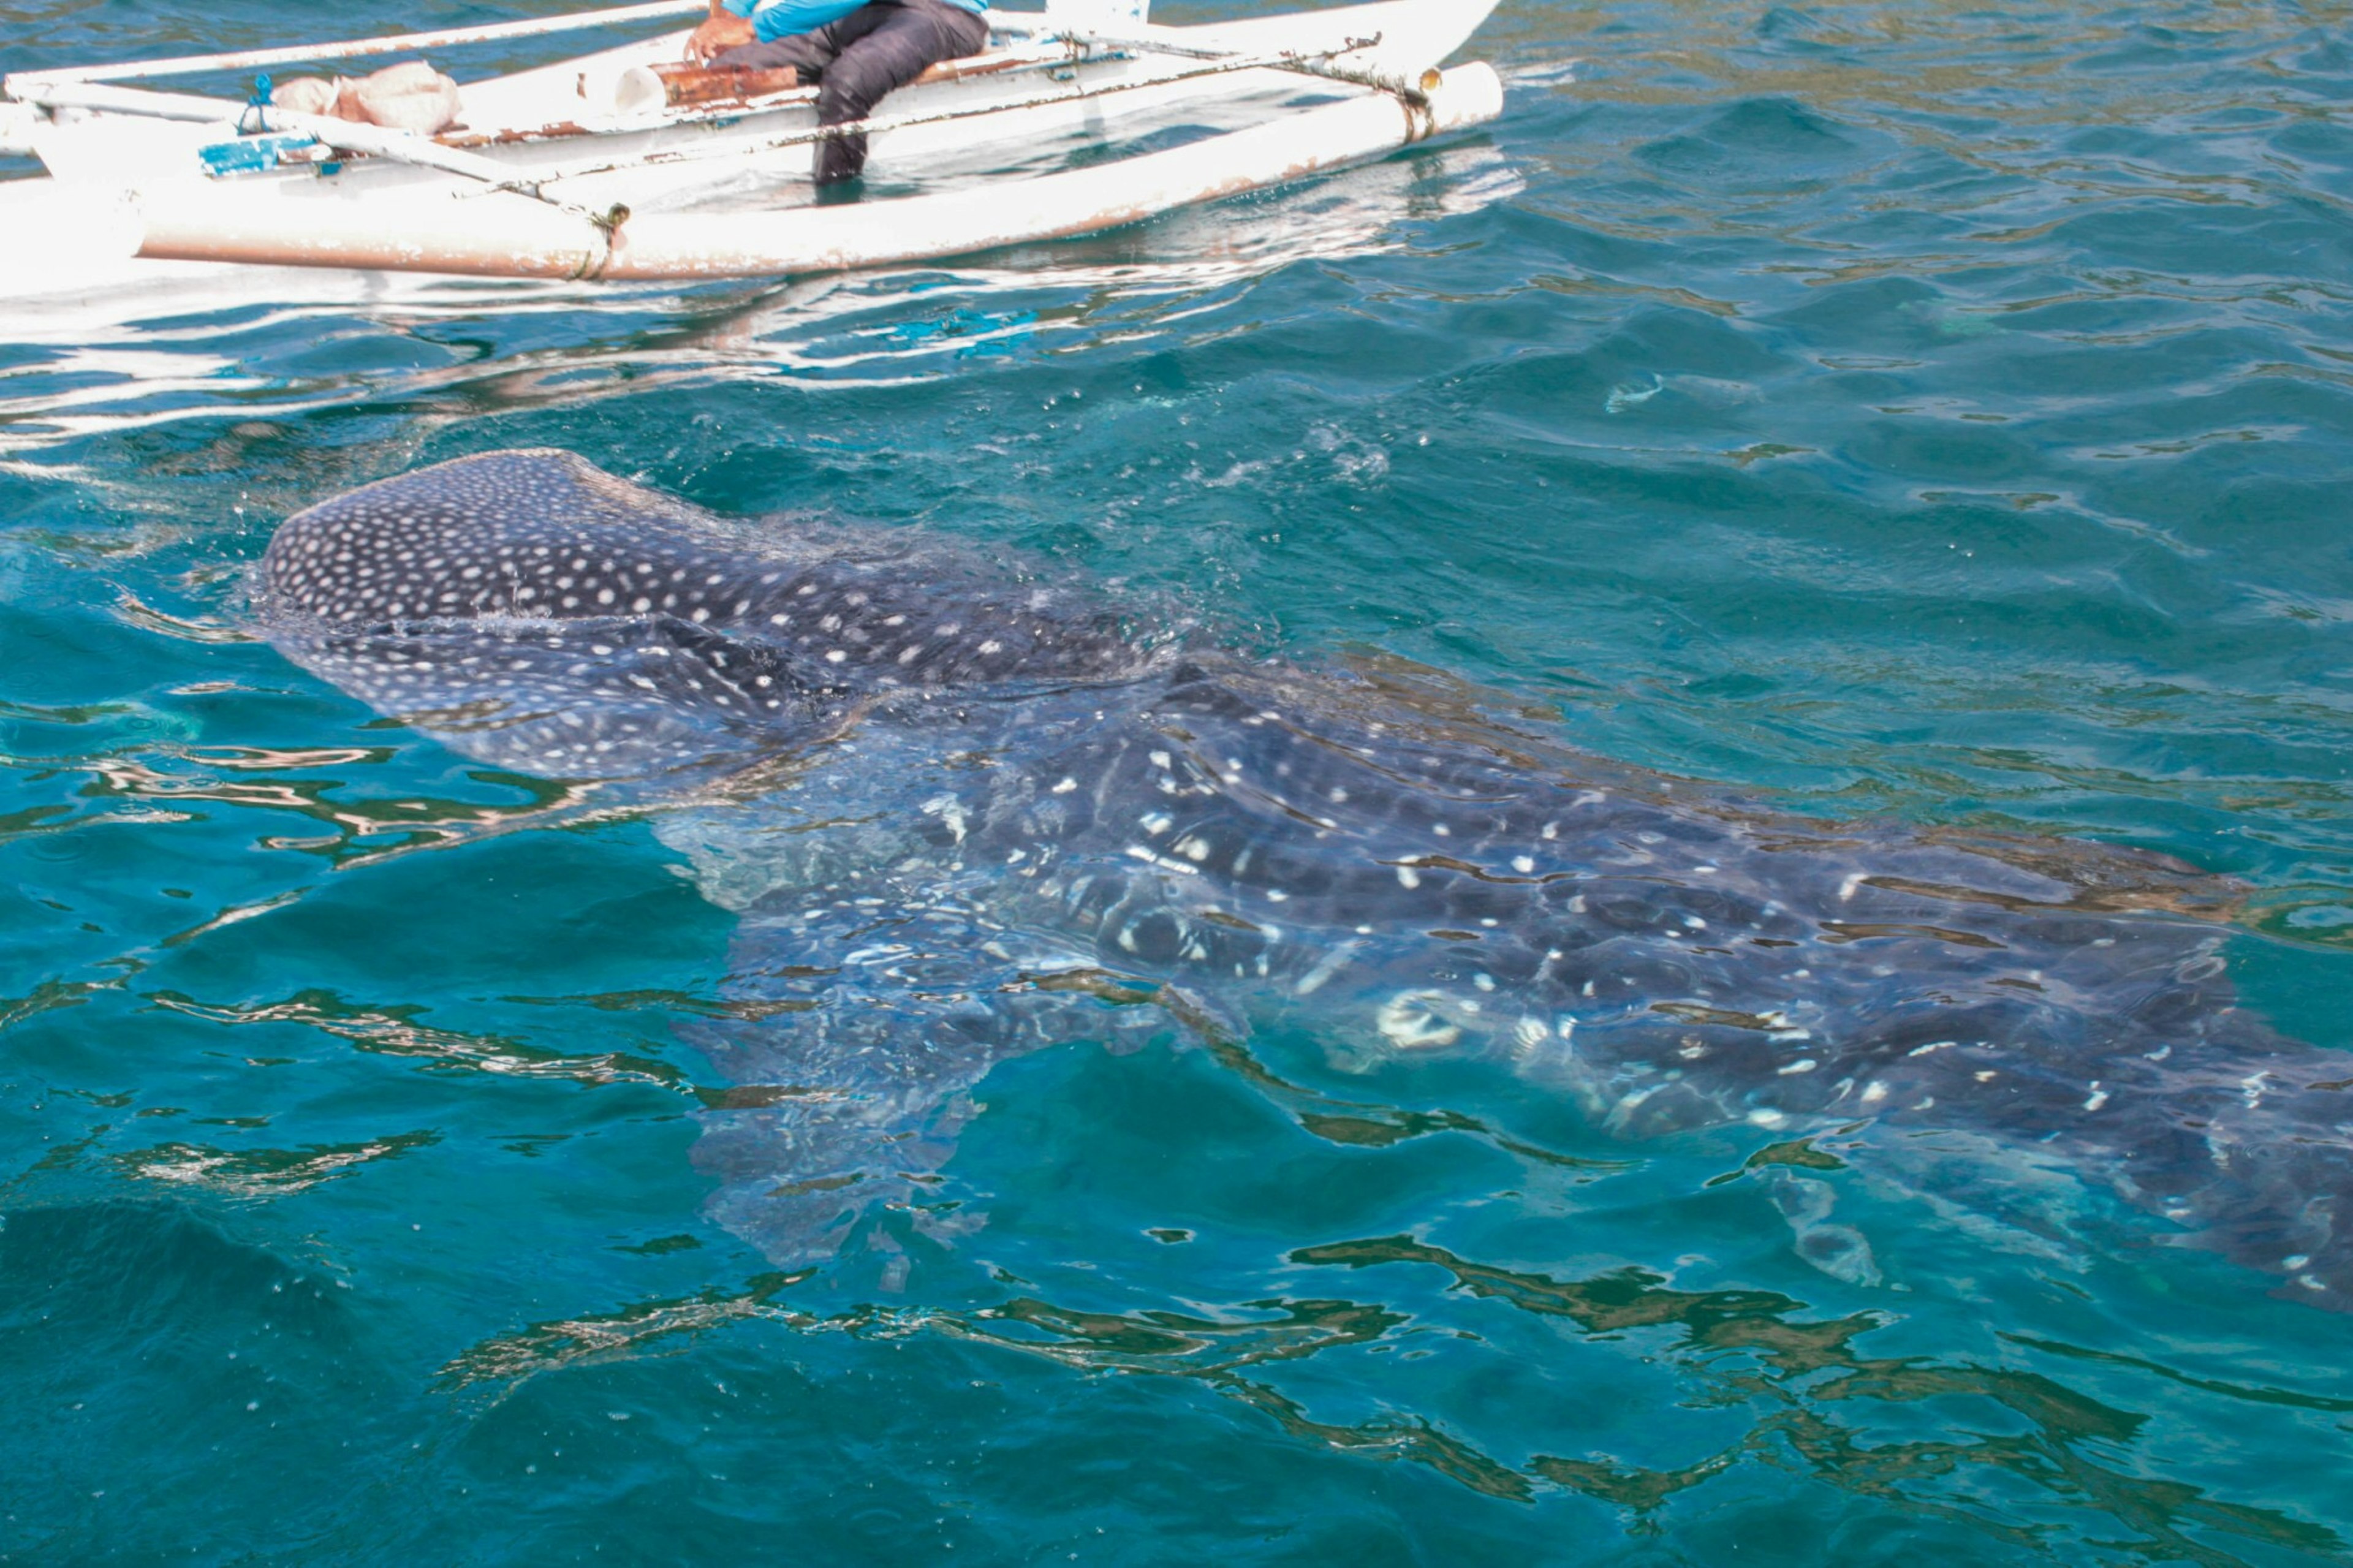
[[0, 0, 1502, 286]]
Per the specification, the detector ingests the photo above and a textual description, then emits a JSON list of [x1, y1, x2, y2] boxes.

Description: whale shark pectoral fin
[[1754, 1166, 1883, 1288], [682, 902, 1190, 1268]]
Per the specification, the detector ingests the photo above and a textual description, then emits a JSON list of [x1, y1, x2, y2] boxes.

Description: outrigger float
[[0, 0, 1503, 284]]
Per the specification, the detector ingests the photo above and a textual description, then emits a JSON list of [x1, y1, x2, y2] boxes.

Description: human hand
[[686, 13, 757, 62]]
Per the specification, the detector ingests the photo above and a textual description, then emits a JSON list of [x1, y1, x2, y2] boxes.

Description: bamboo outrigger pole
[[2, 0, 708, 89]]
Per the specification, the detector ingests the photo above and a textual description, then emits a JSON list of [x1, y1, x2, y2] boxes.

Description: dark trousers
[[714, 0, 991, 186]]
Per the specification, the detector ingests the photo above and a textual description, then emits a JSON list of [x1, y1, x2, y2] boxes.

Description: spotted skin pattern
[[261, 450, 2353, 1303], [262, 449, 1150, 778]]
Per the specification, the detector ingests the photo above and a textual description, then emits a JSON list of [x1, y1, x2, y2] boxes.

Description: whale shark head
[[260, 448, 1162, 781]]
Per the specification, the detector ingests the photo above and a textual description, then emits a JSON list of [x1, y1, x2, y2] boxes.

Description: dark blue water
[[4, 1, 2353, 1562]]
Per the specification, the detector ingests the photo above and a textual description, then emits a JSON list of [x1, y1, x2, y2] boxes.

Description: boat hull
[[128, 64, 1503, 281], [4, 0, 1506, 287]]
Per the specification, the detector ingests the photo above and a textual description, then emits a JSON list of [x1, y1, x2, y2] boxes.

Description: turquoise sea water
[[5, 0, 2353, 1561]]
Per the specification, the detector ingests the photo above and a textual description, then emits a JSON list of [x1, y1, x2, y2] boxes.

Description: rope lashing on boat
[[1055, 28, 1430, 107], [238, 73, 273, 134], [558, 202, 634, 281], [1393, 72, 1444, 139]]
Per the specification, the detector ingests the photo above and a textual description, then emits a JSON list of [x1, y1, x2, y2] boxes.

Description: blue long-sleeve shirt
[[723, 0, 988, 44]]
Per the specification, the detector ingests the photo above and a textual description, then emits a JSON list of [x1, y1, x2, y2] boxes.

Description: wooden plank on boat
[[631, 62, 806, 111]]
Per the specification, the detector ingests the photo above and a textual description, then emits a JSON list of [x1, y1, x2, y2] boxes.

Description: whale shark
[[259, 449, 2353, 1303]]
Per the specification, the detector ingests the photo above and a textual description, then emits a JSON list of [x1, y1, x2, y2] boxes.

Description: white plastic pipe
[[0, 100, 36, 157], [131, 62, 1503, 282]]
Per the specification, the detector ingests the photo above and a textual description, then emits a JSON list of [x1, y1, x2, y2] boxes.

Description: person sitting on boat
[[687, 0, 991, 187]]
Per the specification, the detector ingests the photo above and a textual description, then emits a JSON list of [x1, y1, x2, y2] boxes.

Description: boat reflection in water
[[0, 136, 1518, 456]]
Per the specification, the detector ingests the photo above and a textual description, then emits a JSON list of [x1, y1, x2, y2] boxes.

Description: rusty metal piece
[[635, 61, 806, 111]]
